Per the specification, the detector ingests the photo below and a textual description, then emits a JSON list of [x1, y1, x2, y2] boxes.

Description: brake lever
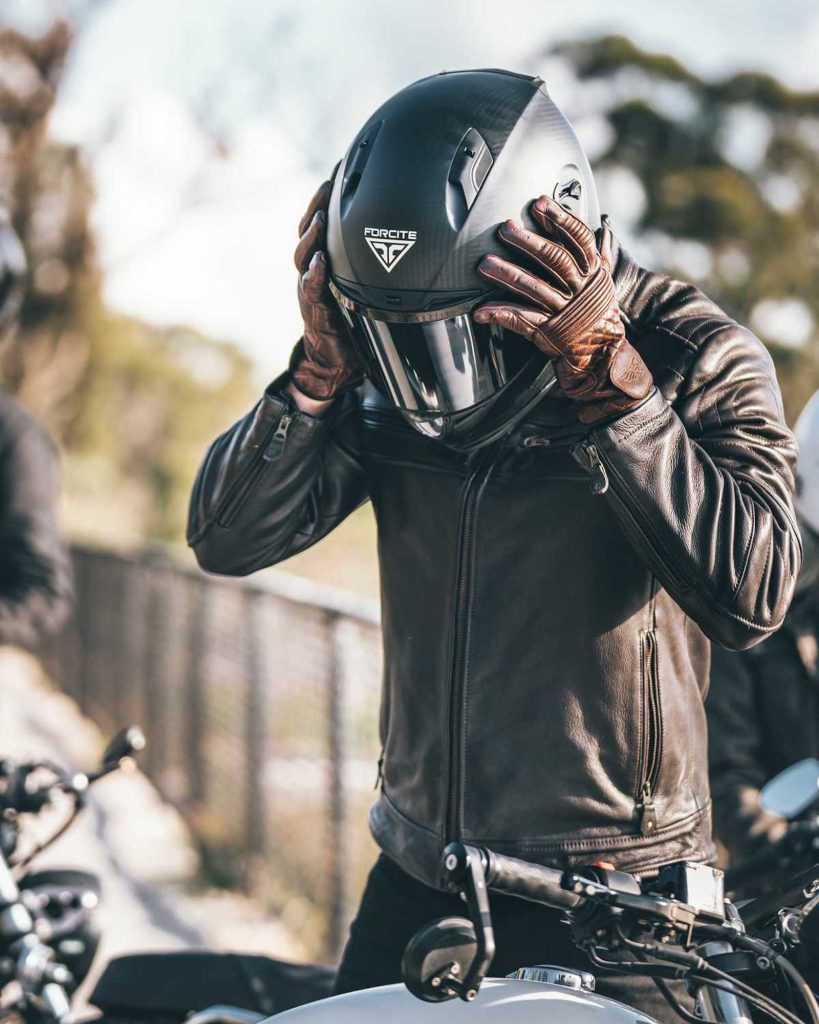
[[561, 873, 700, 944]]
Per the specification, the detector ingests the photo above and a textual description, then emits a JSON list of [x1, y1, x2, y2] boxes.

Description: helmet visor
[[339, 307, 533, 416]]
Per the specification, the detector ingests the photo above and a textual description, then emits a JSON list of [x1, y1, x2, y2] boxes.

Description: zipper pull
[[374, 750, 385, 790], [638, 782, 657, 834], [264, 412, 294, 461], [574, 442, 609, 495]]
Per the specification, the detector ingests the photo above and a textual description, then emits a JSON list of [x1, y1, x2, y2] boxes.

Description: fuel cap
[[509, 965, 596, 991]]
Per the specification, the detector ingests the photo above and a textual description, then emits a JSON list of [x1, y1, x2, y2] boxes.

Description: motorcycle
[[0, 726, 145, 1024], [6, 730, 819, 1024], [93, 775, 819, 1024], [0, 726, 334, 1024], [261, 844, 819, 1024]]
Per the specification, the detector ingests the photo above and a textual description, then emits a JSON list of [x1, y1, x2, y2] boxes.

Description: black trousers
[[334, 853, 691, 1024]]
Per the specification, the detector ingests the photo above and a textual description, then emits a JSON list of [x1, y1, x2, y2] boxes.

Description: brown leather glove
[[290, 178, 363, 401], [474, 195, 653, 425]]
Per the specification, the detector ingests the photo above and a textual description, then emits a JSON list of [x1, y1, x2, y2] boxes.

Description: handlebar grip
[[482, 849, 582, 911]]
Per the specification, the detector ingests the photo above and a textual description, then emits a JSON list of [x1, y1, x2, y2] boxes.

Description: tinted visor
[[339, 307, 533, 416]]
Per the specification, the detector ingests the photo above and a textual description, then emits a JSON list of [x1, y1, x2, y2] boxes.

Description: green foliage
[[549, 35, 819, 421], [0, 21, 256, 545], [64, 300, 256, 544]]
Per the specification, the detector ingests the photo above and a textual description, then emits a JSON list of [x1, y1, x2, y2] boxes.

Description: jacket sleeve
[[0, 414, 72, 647], [577, 325, 801, 650], [187, 381, 369, 576], [706, 644, 781, 858]]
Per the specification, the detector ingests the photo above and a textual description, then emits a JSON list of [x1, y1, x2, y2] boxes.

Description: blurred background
[[0, 0, 818, 966]]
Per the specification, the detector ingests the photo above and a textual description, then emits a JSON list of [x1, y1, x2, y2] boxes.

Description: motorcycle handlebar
[[478, 848, 582, 911]]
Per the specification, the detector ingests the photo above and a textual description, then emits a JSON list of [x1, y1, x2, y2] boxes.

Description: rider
[[0, 206, 72, 647], [708, 389, 819, 862], [188, 71, 800, 1019]]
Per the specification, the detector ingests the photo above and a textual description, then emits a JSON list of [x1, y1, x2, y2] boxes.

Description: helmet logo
[[364, 227, 417, 273]]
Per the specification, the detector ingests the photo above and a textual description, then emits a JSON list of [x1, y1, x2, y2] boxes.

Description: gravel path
[[0, 648, 306, 1011]]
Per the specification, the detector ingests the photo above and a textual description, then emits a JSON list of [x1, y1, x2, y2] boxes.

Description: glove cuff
[[288, 338, 361, 402]]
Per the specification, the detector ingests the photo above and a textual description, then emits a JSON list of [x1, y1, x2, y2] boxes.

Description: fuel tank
[[272, 978, 658, 1024]]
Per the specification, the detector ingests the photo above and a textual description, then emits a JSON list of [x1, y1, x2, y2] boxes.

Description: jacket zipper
[[576, 443, 610, 495], [573, 441, 690, 593], [445, 450, 499, 844], [215, 410, 295, 527], [636, 629, 662, 834]]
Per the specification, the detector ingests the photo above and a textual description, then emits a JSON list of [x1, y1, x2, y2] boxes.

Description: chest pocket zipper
[[637, 628, 663, 834]]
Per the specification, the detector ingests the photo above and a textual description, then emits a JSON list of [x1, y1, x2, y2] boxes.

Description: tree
[[544, 34, 819, 420], [0, 20, 256, 544]]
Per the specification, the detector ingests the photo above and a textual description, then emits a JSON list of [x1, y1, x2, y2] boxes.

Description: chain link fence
[[51, 545, 384, 960]]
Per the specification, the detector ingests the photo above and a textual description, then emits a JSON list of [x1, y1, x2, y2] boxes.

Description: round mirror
[[401, 916, 477, 1003], [760, 758, 819, 819]]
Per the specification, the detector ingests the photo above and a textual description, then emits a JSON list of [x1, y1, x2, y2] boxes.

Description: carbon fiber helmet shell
[[324, 69, 599, 451], [327, 69, 599, 313]]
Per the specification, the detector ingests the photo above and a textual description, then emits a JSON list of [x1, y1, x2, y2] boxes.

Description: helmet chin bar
[[403, 412, 447, 438], [399, 362, 559, 454]]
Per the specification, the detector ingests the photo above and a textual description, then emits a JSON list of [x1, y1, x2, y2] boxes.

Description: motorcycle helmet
[[0, 205, 26, 343], [795, 390, 819, 537], [326, 68, 600, 451]]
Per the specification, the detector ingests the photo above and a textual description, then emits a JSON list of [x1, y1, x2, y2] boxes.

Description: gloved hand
[[729, 785, 790, 861], [290, 178, 363, 402], [474, 195, 653, 425]]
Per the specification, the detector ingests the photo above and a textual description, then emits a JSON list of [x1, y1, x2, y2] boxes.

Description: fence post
[[244, 589, 268, 890], [326, 612, 352, 960], [143, 564, 171, 787], [185, 577, 208, 808]]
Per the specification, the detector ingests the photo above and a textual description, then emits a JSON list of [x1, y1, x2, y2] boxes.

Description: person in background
[[0, 205, 72, 647], [708, 389, 819, 862]]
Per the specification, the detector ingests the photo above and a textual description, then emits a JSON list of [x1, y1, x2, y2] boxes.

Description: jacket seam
[[593, 438, 782, 633], [379, 785, 440, 837], [731, 500, 757, 602], [599, 402, 671, 447], [463, 801, 711, 851]]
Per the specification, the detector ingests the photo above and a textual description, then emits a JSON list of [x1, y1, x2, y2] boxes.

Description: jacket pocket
[[636, 628, 663, 834]]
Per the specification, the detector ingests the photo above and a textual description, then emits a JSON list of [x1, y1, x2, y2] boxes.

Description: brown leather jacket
[[188, 236, 801, 887]]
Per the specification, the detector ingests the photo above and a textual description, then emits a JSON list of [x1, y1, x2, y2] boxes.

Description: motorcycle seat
[[89, 951, 336, 1018]]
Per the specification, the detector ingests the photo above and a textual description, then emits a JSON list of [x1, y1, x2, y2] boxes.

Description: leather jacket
[[188, 236, 801, 887], [0, 390, 72, 646], [707, 586, 819, 860]]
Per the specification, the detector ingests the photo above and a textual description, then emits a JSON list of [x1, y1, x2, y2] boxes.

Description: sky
[[4, 0, 819, 377]]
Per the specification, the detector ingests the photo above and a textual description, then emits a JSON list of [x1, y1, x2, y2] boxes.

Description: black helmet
[[0, 207, 26, 342], [326, 68, 599, 451]]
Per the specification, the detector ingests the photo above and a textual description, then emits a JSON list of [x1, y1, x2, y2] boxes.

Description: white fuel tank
[[271, 978, 658, 1024]]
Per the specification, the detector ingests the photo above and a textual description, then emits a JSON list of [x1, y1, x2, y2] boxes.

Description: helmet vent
[[341, 121, 383, 213], [447, 127, 493, 229]]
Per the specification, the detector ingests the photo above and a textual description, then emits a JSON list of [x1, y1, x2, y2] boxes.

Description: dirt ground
[[0, 648, 309, 1011]]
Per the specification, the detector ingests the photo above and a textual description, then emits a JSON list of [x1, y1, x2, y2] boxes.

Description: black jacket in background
[[188, 235, 801, 887], [0, 391, 72, 647], [707, 588, 819, 860]]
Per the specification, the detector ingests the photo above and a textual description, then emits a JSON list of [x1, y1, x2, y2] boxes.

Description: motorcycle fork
[[692, 941, 754, 1024]]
